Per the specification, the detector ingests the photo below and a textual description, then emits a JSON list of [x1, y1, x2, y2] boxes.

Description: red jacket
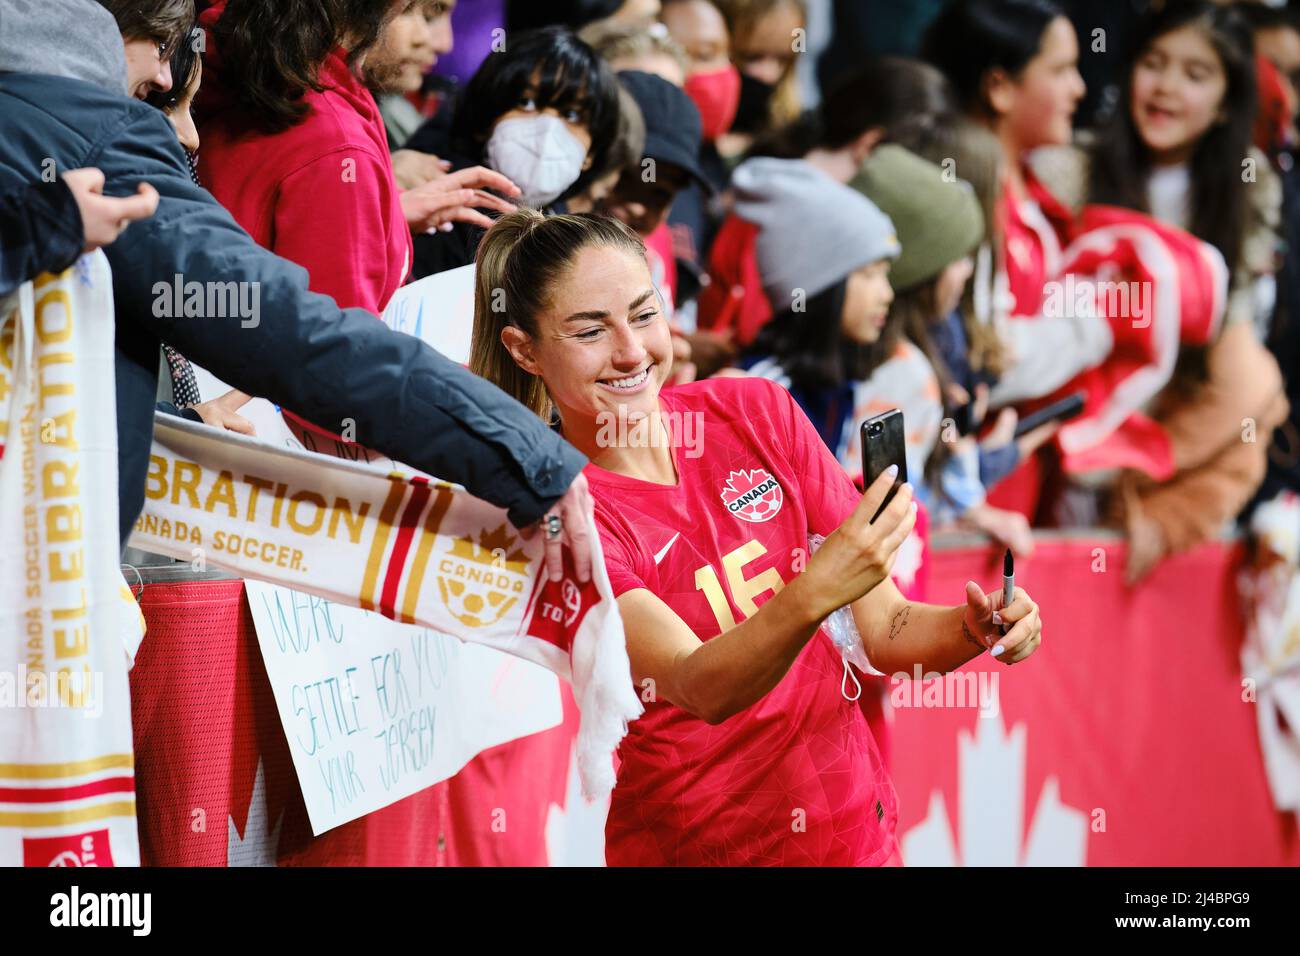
[[196, 2, 411, 318], [696, 213, 770, 347]]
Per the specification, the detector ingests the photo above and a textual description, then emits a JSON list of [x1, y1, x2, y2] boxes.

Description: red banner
[[892, 537, 1300, 866], [129, 535, 1300, 865]]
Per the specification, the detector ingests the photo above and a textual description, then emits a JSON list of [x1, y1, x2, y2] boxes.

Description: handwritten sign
[[244, 579, 562, 834], [184, 266, 569, 832]]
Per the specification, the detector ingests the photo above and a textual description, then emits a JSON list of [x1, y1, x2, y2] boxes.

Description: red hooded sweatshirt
[[196, 2, 411, 318]]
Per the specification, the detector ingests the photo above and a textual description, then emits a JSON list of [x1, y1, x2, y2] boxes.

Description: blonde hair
[[471, 210, 648, 421], [715, 0, 807, 127], [579, 19, 691, 78]]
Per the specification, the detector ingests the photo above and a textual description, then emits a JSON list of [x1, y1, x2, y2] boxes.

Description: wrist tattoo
[[962, 616, 984, 650], [888, 604, 911, 641]]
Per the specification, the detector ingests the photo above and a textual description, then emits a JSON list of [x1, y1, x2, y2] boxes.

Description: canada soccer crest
[[435, 524, 530, 628], [720, 468, 783, 523]]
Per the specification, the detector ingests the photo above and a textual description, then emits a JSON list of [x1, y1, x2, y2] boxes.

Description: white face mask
[[486, 114, 588, 208]]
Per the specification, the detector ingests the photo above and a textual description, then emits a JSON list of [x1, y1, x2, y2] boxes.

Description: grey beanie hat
[[0, 0, 129, 95], [732, 157, 900, 313]]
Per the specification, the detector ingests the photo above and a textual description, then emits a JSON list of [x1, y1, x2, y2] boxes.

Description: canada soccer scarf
[[130, 412, 642, 800], [0, 257, 140, 866]]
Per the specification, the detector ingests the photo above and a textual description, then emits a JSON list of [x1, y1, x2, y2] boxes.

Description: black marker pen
[[1000, 548, 1014, 639]]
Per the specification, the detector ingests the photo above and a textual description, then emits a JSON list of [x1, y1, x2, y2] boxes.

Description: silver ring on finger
[[545, 513, 563, 540]]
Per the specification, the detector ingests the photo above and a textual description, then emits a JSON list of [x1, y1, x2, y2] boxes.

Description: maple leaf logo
[[445, 523, 530, 574], [228, 758, 283, 867], [719, 468, 783, 524], [437, 523, 529, 629], [902, 711, 1089, 865]]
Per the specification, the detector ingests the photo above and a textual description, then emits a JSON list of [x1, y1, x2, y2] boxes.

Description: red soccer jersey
[[586, 376, 899, 866]]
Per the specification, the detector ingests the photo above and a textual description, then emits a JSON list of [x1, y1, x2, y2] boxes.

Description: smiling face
[[123, 36, 173, 101], [989, 16, 1085, 152], [1130, 23, 1229, 167], [501, 244, 674, 426], [840, 260, 895, 345]]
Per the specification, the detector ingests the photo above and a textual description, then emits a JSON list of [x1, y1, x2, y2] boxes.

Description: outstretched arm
[[850, 573, 1042, 676], [96, 108, 584, 528], [618, 471, 916, 724]]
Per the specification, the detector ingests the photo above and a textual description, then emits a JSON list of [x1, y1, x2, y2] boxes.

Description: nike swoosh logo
[[653, 532, 681, 566]]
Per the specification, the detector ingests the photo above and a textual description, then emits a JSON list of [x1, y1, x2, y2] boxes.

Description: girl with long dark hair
[[1087, 0, 1271, 331], [405, 26, 623, 277], [195, 0, 519, 448], [197, 0, 517, 314]]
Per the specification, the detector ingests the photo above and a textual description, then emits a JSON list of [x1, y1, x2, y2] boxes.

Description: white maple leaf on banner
[[902, 711, 1088, 866], [228, 757, 283, 867]]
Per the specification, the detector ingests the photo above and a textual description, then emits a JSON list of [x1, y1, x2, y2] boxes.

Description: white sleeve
[[989, 313, 1114, 406]]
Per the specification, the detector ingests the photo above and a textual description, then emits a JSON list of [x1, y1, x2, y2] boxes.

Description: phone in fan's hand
[[1012, 390, 1086, 439], [861, 409, 907, 524]]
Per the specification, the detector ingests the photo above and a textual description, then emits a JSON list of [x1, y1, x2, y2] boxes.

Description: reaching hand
[[400, 166, 523, 233], [62, 168, 158, 253], [520, 473, 594, 584], [981, 406, 1018, 450], [191, 389, 255, 435], [390, 149, 452, 191], [961, 502, 1035, 558]]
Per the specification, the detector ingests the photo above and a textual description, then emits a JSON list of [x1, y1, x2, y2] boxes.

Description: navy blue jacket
[[0, 179, 83, 298], [0, 72, 585, 549]]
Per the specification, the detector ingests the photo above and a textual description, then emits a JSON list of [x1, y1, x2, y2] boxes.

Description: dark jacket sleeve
[[156, 400, 203, 423], [95, 108, 585, 527], [0, 179, 83, 297]]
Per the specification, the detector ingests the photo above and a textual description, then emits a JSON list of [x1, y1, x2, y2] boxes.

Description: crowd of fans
[[5, 0, 1299, 579]]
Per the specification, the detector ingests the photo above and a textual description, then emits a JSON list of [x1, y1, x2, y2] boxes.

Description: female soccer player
[[470, 210, 1045, 866]]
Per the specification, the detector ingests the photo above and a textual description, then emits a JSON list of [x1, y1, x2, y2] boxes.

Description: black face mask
[[731, 72, 776, 134]]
